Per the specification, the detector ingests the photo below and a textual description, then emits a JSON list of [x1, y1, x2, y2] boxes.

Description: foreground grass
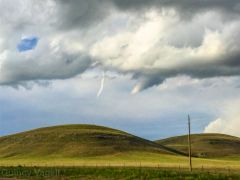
[[0, 152, 240, 171], [0, 152, 239, 179], [0, 166, 240, 180]]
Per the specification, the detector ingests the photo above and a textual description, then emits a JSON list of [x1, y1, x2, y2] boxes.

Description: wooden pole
[[188, 115, 192, 172]]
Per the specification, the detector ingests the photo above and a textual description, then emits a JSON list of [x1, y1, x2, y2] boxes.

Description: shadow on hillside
[[157, 144, 189, 157]]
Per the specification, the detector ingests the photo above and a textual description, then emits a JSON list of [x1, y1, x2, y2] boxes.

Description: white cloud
[[204, 117, 240, 137], [91, 10, 240, 92], [204, 101, 240, 137]]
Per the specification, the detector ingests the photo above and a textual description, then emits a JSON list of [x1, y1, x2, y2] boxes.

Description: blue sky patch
[[17, 36, 39, 52]]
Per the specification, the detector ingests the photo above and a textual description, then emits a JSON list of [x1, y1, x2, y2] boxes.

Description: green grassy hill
[[156, 133, 240, 158], [0, 124, 174, 159], [1, 125, 240, 169]]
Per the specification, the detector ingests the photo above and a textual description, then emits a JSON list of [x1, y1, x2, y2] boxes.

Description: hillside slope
[[156, 133, 240, 158], [0, 124, 174, 158]]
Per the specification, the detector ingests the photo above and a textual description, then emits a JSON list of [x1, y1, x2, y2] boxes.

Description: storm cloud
[[1, 0, 240, 92]]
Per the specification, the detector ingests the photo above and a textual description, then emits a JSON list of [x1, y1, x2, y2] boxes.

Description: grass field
[[0, 152, 240, 171], [0, 166, 240, 180]]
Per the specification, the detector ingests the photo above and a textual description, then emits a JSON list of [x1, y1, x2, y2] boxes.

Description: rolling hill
[[1, 124, 239, 161], [156, 133, 240, 158], [0, 124, 175, 159]]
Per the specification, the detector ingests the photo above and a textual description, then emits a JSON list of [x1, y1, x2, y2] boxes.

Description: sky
[[1, 0, 240, 140]]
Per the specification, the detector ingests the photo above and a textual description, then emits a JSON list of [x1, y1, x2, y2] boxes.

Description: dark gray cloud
[[130, 52, 240, 92], [130, 64, 240, 93], [54, 0, 240, 30], [0, 52, 91, 86], [56, 0, 112, 30], [112, 0, 240, 16]]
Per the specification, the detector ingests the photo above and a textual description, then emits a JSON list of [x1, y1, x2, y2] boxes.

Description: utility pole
[[188, 115, 192, 172]]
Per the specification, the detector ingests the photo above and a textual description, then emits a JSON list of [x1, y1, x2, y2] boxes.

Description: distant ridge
[[155, 133, 240, 158]]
